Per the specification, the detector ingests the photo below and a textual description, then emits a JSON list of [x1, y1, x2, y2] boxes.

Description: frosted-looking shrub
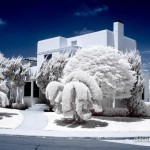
[[0, 91, 9, 107], [64, 45, 135, 101], [45, 81, 64, 105], [124, 49, 147, 117], [36, 53, 69, 94], [65, 70, 103, 112], [45, 79, 93, 122], [62, 81, 93, 121], [0, 81, 9, 94]]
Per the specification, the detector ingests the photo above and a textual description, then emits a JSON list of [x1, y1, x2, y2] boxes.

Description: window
[[44, 54, 52, 60], [33, 81, 39, 97], [142, 88, 144, 100], [71, 40, 77, 46], [24, 82, 31, 96]]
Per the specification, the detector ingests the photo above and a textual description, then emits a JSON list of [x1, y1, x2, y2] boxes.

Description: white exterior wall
[[68, 30, 107, 47], [37, 37, 67, 67], [38, 36, 67, 53], [123, 37, 136, 51], [106, 30, 114, 47], [113, 22, 136, 51], [37, 22, 137, 67], [37, 53, 45, 67]]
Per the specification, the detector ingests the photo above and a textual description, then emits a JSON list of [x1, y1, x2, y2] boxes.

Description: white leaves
[[64, 45, 135, 100], [0, 80, 9, 94], [64, 70, 103, 109], [36, 53, 69, 94], [62, 81, 92, 120], [45, 81, 64, 105], [45, 70, 103, 121], [0, 91, 9, 107]]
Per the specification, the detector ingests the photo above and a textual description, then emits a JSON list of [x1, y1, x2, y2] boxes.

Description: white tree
[[45, 81, 64, 105], [0, 80, 9, 94], [124, 49, 147, 116], [36, 54, 69, 94], [2, 57, 30, 104], [62, 81, 92, 122], [0, 91, 9, 107], [64, 45, 135, 106], [45, 81, 64, 114], [45, 70, 103, 123], [64, 70, 103, 113]]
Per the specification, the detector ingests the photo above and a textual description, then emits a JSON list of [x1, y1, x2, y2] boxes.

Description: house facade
[[23, 21, 150, 108]]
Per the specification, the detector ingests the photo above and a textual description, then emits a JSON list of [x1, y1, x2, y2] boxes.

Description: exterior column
[[31, 80, 34, 106]]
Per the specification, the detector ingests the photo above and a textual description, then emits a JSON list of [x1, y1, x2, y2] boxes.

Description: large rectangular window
[[24, 82, 31, 96], [33, 81, 39, 97]]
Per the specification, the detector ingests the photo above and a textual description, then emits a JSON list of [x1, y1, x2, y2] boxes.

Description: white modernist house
[[23, 21, 149, 108]]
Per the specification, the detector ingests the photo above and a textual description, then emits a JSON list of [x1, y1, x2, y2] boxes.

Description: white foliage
[[65, 70, 103, 112], [0, 52, 6, 65], [62, 81, 92, 120], [36, 53, 69, 94], [124, 49, 146, 117], [53, 91, 63, 114], [0, 80, 9, 94], [0, 91, 9, 107], [45, 81, 64, 105], [64, 45, 135, 100], [2, 57, 30, 86]]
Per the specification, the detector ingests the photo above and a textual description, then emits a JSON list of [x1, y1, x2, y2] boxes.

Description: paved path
[[17, 110, 48, 130]]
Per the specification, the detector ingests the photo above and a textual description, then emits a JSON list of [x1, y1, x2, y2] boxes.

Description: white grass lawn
[[44, 112, 150, 132], [0, 108, 24, 129]]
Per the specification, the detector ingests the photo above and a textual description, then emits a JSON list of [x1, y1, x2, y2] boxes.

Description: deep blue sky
[[0, 0, 150, 65]]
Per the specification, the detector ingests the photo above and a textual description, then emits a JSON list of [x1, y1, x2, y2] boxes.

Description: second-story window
[[44, 54, 52, 60], [71, 40, 77, 46]]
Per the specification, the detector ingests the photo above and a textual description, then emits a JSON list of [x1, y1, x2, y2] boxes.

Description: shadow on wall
[[55, 119, 108, 128], [0, 113, 18, 120]]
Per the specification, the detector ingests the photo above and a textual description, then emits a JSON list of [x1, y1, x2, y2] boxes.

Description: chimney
[[113, 20, 124, 50]]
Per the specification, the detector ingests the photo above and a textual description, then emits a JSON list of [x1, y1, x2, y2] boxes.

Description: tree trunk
[[16, 86, 24, 104]]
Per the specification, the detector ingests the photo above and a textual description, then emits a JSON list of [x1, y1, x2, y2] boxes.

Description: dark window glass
[[44, 54, 52, 60], [142, 88, 144, 100], [33, 81, 39, 97], [24, 82, 31, 96]]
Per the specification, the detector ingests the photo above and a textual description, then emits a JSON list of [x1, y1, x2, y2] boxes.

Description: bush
[[36, 53, 68, 94], [12, 103, 27, 110], [0, 91, 9, 108], [124, 49, 146, 117], [64, 45, 135, 101], [102, 108, 129, 117]]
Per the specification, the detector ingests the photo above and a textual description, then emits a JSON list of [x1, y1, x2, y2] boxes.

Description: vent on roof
[[115, 19, 123, 23]]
